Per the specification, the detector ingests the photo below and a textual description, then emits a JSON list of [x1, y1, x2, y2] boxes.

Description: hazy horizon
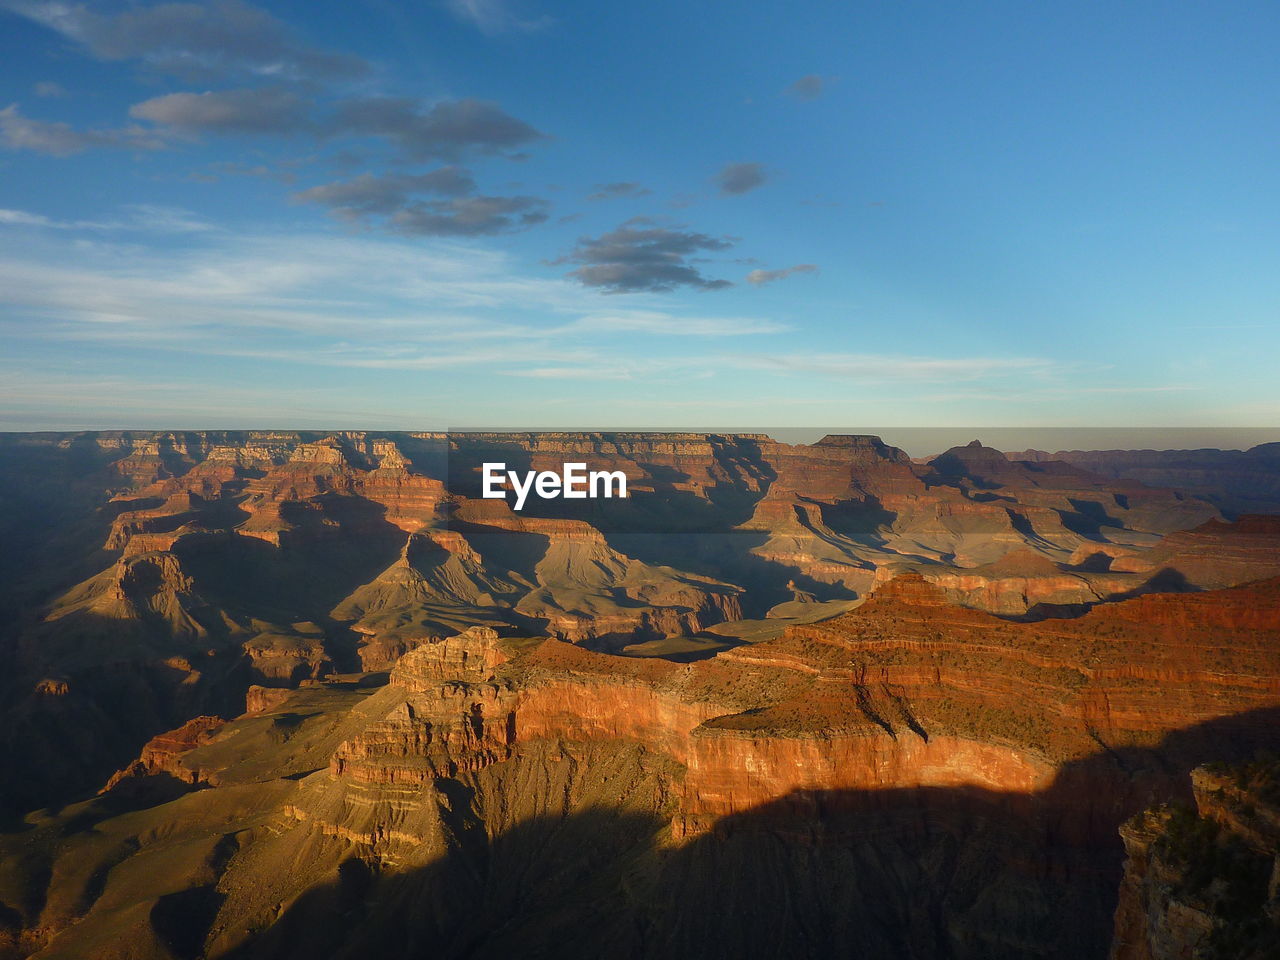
[[2, 423, 1277, 459]]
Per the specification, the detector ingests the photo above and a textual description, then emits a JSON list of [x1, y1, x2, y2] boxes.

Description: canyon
[[0, 430, 1278, 958]]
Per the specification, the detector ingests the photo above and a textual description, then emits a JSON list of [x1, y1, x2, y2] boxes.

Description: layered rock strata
[[3, 578, 1279, 958], [0, 429, 1275, 826]]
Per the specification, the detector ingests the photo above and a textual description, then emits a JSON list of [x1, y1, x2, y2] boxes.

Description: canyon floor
[[0, 430, 1278, 959]]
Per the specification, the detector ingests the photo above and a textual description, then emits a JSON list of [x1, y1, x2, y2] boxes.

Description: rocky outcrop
[[242, 623, 333, 685], [1111, 759, 1280, 959], [102, 715, 226, 790], [244, 684, 292, 714]]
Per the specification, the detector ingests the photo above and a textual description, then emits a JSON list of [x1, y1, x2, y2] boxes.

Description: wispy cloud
[[292, 168, 477, 214], [120, 90, 547, 162], [514, 362, 704, 381], [509, 351, 1061, 384], [0, 103, 163, 155], [2, 0, 369, 83], [291, 167, 551, 237], [561, 312, 787, 336], [587, 181, 651, 202], [505, 349, 1067, 385], [445, 0, 551, 36], [732, 353, 1056, 382], [0, 223, 781, 364], [746, 264, 817, 286], [0, 220, 1082, 404], [0, 204, 214, 232], [389, 194, 548, 237], [324, 96, 546, 161]]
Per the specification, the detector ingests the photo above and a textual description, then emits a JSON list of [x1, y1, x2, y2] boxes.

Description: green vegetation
[[1154, 780, 1279, 960]]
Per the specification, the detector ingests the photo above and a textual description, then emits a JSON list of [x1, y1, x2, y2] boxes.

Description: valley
[[0, 430, 1277, 959]]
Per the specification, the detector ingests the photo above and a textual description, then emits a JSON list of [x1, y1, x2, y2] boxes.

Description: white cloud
[[0, 209, 54, 227], [731, 352, 1055, 382], [445, 0, 551, 35], [0, 224, 786, 375], [0, 204, 214, 233], [0, 221, 1075, 398], [560, 312, 788, 336], [4, 0, 368, 83]]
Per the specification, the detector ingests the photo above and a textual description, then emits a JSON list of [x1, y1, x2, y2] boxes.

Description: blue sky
[[1, 0, 1277, 432]]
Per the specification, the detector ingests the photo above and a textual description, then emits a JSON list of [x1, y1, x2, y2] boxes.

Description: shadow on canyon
[[0, 628, 254, 820], [200, 706, 1280, 960], [441, 435, 777, 537]]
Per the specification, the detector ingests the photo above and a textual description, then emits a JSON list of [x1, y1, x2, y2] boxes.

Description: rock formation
[[1, 576, 1278, 958], [1111, 759, 1280, 959], [1014, 443, 1280, 515]]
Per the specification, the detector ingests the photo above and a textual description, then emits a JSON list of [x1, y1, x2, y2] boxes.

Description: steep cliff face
[[1111, 760, 1280, 960], [2, 578, 1278, 959]]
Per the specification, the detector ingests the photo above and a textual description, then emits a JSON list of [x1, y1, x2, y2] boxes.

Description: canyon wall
[[3, 575, 1280, 958]]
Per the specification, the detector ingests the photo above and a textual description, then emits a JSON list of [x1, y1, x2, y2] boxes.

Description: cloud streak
[[2, 0, 369, 82], [746, 264, 818, 286], [121, 90, 547, 162], [129, 88, 310, 134], [0, 103, 162, 155], [733, 353, 1055, 382], [562, 312, 787, 336], [292, 168, 475, 217], [390, 194, 548, 237], [0, 204, 213, 232], [587, 181, 651, 202], [556, 218, 736, 293], [0, 224, 781, 359], [325, 96, 546, 160], [291, 167, 548, 237], [445, 0, 550, 35]]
